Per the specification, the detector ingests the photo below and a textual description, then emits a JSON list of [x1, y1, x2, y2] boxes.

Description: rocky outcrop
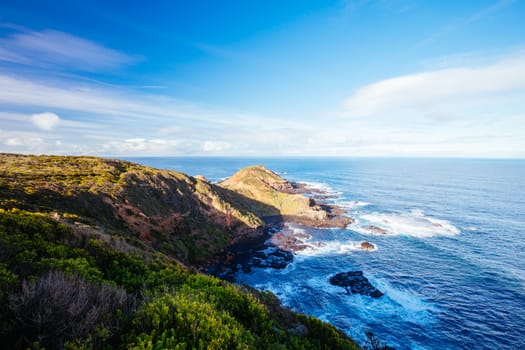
[[365, 225, 388, 235], [329, 271, 383, 298], [360, 241, 376, 251], [219, 165, 350, 228]]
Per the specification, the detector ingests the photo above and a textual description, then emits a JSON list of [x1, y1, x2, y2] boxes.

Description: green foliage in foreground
[[0, 209, 360, 350]]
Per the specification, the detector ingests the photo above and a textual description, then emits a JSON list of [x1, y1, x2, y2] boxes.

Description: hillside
[[0, 153, 266, 263], [0, 209, 360, 349], [0, 154, 346, 263], [0, 153, 365, 348]]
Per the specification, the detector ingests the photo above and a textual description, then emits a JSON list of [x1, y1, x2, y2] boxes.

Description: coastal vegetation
[[0, 153, 264, 264], [0, 153, 361, 349]]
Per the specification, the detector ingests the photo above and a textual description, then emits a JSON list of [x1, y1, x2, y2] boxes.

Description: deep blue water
[[125, 157, 525, 350]]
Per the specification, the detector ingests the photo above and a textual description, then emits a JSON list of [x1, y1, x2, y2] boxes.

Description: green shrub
[[0, 209, 361, 350]]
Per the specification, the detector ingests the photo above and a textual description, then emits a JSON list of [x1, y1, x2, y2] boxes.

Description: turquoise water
[[125, 157, 525, 349]]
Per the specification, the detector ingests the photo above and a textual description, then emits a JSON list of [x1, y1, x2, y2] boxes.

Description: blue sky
[[0, 0, 524, 157]]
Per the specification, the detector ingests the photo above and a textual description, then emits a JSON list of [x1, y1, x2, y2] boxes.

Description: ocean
[[124, 157, 525, 350]]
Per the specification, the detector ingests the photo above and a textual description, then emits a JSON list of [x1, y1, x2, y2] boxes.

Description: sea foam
[[337, 200, 371, 210], [300, 181, 342, 198], [294, 239, 378, 256], [351, 209, 460, 238]]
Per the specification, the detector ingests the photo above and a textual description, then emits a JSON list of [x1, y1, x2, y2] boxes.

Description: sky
[[0, 0, 524, 158]]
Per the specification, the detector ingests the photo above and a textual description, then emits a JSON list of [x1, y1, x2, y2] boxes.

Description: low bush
[[0, 210, 360, 349]]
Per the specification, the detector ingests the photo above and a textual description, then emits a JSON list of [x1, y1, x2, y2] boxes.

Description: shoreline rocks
[[204, 225, 294, 281]]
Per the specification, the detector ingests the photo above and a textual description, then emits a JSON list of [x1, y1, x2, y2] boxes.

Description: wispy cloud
[[0, 71, 304, 156], [344, 51, 525, 117], [0, 111, 101, 131], [0, 29, 139, 71], [0, 72, 303, 129], [103, 138, 181, 154], [418, 0, 515, 47], [0, 74, 200, 123], [201, 140, 231, 152]]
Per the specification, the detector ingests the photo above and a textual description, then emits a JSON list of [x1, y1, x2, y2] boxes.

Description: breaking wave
[[350, 209, 460, 238]]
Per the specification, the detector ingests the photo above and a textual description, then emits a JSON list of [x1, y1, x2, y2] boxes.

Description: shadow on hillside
[[1, 165, 345, 269], [213, 185, 282, 223]]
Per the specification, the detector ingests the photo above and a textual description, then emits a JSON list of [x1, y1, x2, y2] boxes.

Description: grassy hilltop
[[0, 153, 361, 349]]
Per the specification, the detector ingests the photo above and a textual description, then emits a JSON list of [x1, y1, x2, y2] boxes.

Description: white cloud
[[3, 136, 43, 149], [4, 138, 23, 146], [202, 141, 231, 152], [103, 138, 180, 155], [0, 29, 139, 71], [31, 112, 61, 130], [0, 111, 99, 131], [0, 74, 223, 124], [344, 51, 525, 117]]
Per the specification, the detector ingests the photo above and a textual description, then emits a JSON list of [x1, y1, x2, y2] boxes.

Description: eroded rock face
[[329, 271, 383, 298]]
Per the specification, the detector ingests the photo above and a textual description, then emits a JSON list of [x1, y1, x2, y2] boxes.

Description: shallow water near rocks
[[126, 157, 525, 350]]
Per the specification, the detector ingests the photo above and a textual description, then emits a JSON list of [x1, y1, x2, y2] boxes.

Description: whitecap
[[352, 210, 460, 238], [294, 239, 378, 256], [300, 181, 333, 192], [340, 278, 438, 326], [299, 181, 342, 198], [337, 241, 378, 253], [337, 200, 371, 210], [285, 223, 308, 236]]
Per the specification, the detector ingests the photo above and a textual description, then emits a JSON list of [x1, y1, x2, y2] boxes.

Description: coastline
[[204, 180, 354, 281], [0, 154, 365, 349]]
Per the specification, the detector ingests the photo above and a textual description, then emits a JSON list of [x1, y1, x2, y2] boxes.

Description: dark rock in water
[[365, 225, 388, 235], [205, 226, 296, 281], [329, 271, 383, 298], [360, 241, 376, 251], [252, 248, 294, 269]]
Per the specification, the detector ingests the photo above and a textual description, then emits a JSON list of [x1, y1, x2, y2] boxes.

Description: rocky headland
[[207, 165, 379, 279], [218, 165, 350, 228], [0, 155, 351, 266], [0, 153, 364, 349]]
